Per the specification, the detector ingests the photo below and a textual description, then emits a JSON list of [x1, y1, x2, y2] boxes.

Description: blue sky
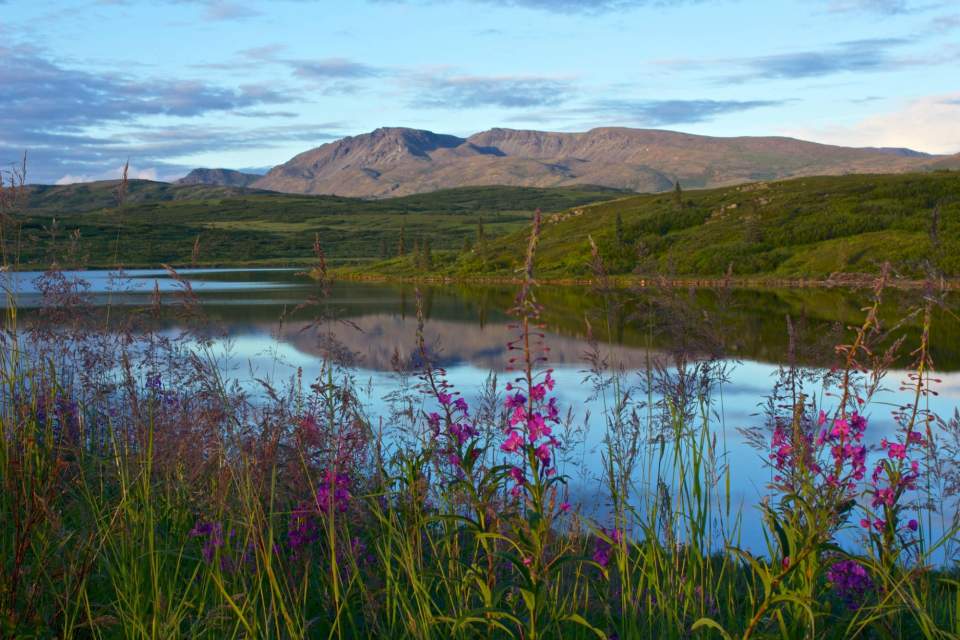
[[1, 0, 958, 183]]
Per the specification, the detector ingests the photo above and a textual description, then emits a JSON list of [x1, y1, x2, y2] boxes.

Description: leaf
[[691, 617, 734, 639], [560, 613, 607, 639]]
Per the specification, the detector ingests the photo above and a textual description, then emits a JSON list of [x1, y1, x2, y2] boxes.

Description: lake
[[6, 267, 960, 555]]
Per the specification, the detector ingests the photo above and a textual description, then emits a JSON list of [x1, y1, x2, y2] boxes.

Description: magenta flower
[[827, 559, 874, 610], [535, 443, 551, 466], [501, 431, 523, 453]]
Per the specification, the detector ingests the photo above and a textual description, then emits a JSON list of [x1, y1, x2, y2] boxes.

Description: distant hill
[[243, 126, 950, 198], [365, 172, 960, 280], [24, 179, 269, 214], [14, 183, 624, 268], [176, 168, 262, 188]]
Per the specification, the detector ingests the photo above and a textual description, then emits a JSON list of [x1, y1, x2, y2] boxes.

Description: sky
[[1, 0, 958, 184]]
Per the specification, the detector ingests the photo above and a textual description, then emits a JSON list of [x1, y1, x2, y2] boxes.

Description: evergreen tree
[[422, 237, 432, 270], [673, 181, 683, 209], [476, 220, 486, 251], [615, 212, 625, 247], [378, 238, 387, 259], [397, 224, 406, 257]]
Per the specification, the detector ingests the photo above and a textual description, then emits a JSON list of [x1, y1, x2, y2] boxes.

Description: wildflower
[[501, 431, 524, 453], [592, 528, 622, 569], [534, 443, 551, 466], [317, 469, 351, 514], [827, 559, 874, 610], [190, 520, 227, 564]]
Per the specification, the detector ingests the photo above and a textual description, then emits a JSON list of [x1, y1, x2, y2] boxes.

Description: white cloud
[[784, 93, 960, 154], [55, 174, 95, 185], [55, 164, 161, 185]]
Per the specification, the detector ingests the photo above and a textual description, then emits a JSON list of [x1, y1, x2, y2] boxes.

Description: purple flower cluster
[[860, 428, 924, 534], [769, 411, 869, 502], [591, 528, 623, 568], [826, 559, 874, 610], [816, 412, 868, 493], [428, 390, 479, 468], [190, 520, 226, 563], [288, 469, 352, 554], [500, 370, 561, 497]]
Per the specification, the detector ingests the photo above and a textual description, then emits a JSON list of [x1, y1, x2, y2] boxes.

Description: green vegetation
[[14, 181, 625, 268], [2, 239, 959, 638], [359, 172, 960, 280]]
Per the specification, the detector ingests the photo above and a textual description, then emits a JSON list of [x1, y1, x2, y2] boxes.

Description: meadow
[[17, 179, 624, 269], [364, 172, 960, 281], [2, 181, 959, 637]]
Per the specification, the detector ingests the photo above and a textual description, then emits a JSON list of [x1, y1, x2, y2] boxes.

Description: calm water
[[7, 268, 960, 553]]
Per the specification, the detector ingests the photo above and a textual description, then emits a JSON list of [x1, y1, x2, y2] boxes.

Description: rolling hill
[[11, 182, 625, 268], [176, 168, 262, 188], [363, 171, 960, 280]]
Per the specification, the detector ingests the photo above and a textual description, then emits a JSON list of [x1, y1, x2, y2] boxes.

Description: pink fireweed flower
[[535, 443, 551, 466], [530, 382, 546, 402], [886, 443, 906, 460], [527, 413, 551, 442], [427, 412, 441, 435], [505, 392, 526, 409], [501, 431, 524, 453]]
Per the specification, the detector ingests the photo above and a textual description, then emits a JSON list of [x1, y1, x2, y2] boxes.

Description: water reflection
[[9, 268, 960, 554]]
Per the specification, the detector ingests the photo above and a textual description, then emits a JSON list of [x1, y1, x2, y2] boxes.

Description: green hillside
[[364, 171, 960, 279], [8, 182, 625, 268]]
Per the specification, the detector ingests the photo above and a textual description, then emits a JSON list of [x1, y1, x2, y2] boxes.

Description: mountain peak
[[243, 126, 947, 198]]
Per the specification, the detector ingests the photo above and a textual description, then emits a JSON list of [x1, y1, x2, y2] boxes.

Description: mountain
[[176, 168, 262, 188], [248, 126, 950, 198]]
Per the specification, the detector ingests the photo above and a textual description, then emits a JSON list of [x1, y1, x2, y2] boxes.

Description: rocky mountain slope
[[236, 126, 950, 198]]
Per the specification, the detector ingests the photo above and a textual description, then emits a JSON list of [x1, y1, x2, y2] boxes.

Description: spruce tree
[[422, 238, 432, 270], [673, 181, 683, 209], [397, 224, 406, 257]]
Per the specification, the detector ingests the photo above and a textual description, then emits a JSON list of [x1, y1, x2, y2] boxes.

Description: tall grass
[[0, 204, 958, 638]]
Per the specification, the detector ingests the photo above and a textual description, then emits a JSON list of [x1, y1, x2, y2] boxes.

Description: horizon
[[2, 0, 958, 184]]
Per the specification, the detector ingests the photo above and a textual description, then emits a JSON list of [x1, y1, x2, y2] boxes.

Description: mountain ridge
[[171, 126, 955, 198]]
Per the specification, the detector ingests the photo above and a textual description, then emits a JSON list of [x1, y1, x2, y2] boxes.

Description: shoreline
[[330, 270, 960, 291]]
